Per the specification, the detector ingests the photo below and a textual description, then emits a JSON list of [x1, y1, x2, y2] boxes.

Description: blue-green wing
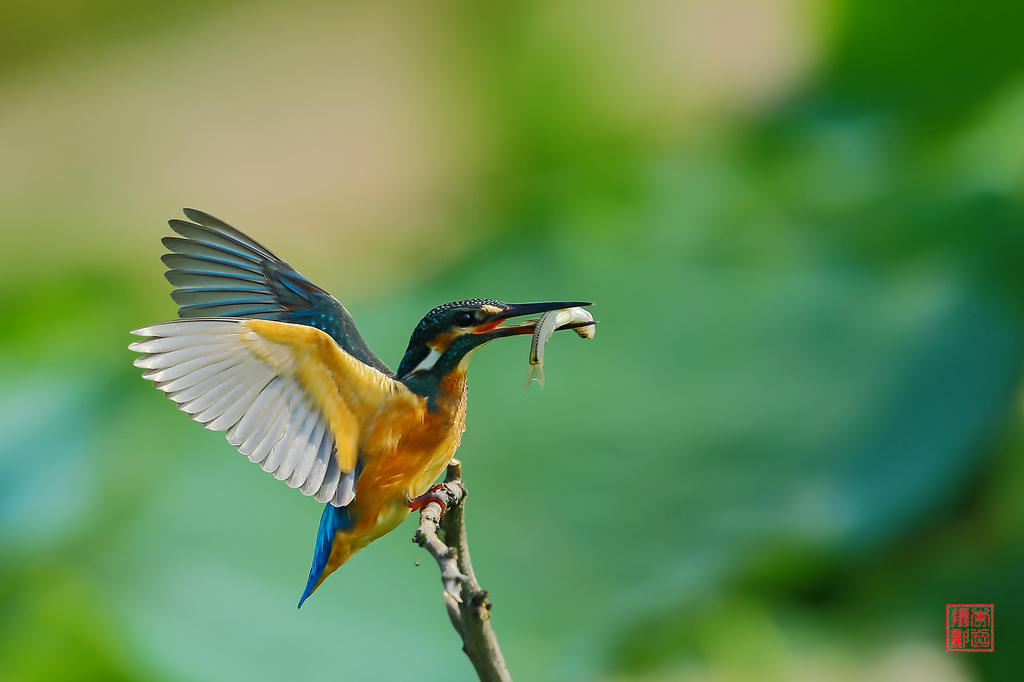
[[162, 208, 393, 376]]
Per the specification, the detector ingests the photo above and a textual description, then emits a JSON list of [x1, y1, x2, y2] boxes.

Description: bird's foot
[[408, 484, 451, 514]]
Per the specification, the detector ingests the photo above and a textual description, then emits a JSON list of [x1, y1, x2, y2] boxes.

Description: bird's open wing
[[129, 318, 402, 506], [162, 209, 393, 376]]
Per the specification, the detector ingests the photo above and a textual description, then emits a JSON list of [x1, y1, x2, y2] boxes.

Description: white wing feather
[[130, 319, 357, 506]]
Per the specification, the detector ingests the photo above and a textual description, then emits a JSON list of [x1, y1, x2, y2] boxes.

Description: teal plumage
[[163, 209, 392, 375]]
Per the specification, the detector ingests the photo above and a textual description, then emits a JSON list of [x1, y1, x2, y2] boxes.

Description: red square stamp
[[946, 604, 994, 652]]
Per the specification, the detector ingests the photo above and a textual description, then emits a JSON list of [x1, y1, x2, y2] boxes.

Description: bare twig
[[414, 459, 513, 682]]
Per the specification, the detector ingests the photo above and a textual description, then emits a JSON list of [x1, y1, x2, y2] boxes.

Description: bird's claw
[[408, 484, 451, 514]]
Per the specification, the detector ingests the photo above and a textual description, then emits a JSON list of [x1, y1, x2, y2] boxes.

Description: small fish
[[525, 307, 595, 390]]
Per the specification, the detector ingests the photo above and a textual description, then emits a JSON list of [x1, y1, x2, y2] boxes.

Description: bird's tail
[[298, 504, 355, 608]]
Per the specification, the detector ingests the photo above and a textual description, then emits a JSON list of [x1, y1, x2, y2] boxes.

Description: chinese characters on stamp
[[946, 604, 994, 652]]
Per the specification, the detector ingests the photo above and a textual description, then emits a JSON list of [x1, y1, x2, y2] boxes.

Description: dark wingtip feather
[[181, 207, 220, 226], [179, 209, 279, 260], [161, 208, 394, 375]]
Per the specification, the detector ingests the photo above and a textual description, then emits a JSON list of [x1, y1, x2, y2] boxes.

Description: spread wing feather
[[130, 318, 400, 507], [163, 209, 393, 376]]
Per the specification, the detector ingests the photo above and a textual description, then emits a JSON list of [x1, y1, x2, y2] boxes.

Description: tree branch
[[414, 459, 513, 682]]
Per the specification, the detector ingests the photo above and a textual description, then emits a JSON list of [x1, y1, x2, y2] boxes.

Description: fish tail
[[524, 363, 545, 391], [298, 503, 355, 608]]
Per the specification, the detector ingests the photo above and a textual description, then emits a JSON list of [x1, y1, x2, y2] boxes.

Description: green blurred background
[[2, 1, 1024, 680]]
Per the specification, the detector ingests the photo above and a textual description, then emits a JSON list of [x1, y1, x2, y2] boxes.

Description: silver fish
[[524, 307, 595, 390]]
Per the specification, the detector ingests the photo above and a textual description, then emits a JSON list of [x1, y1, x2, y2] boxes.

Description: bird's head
[[397, 298, 592, 391]]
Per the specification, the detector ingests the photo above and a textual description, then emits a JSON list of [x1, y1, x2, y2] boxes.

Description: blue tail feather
[[298, 504, 352, 608]]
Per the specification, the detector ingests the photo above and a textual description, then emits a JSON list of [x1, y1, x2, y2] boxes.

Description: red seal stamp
[[946, 604, 994, 652]]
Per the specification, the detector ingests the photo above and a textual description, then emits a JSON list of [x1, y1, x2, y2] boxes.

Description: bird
[[128, 209, 593, 607]]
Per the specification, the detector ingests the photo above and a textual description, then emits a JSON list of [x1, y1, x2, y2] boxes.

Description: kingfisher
[[129, 209, 592, 607]]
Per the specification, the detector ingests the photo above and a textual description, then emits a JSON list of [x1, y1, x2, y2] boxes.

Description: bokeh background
[[2, 1, 1023, 680]]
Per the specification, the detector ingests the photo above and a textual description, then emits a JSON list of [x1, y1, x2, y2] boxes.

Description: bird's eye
[[453, 312, 474, 327]]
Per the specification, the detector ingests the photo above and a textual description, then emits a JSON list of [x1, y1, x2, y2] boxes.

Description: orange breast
[[349, 369, 469, 534]]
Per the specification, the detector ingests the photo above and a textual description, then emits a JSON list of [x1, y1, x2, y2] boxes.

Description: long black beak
[[479, 300, 594, 338]]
